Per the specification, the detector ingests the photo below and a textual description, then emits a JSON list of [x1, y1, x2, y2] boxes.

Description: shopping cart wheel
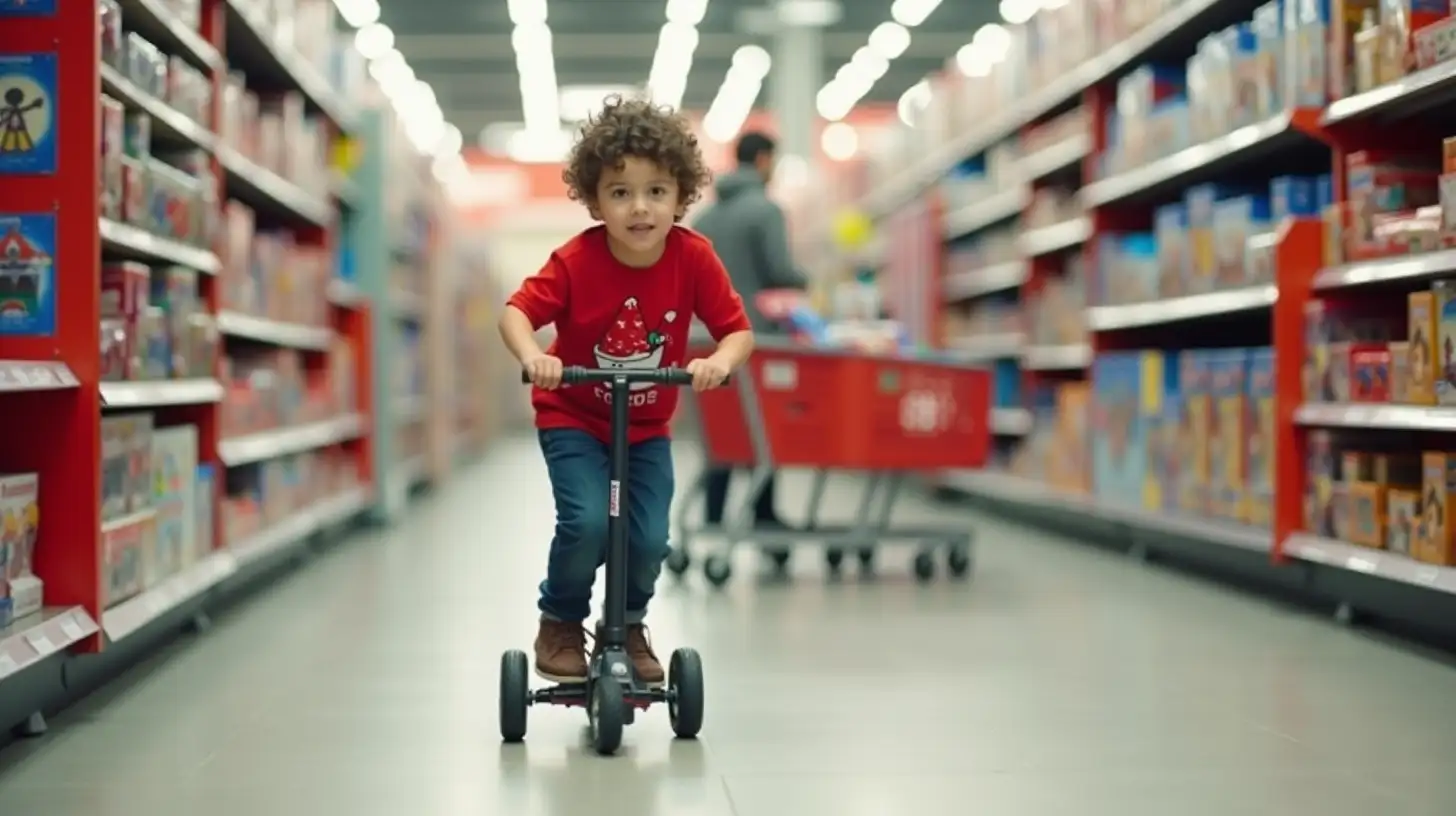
[[824, 547, 845, 573], [856, 547, 875, 572], [913, 549, 936, 583], [499, 650, 530, 743], [668, 648, 704, 739], [947, 544, 972, 579], [665, 546, 691, 576], [765, 547, 791, 572], [589, 679, 625, 755], [703, 555, 732, 587]]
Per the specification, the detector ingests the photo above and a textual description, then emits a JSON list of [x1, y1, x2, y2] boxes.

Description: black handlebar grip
[[520, 366, 730, 386]]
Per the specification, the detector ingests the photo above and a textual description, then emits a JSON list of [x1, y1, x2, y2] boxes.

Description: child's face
[[595, 156, 683, 267]]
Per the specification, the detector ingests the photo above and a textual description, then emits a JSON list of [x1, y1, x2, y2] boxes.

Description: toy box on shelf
[[99, 414, 207, 611], [0, 474, 41, 628]]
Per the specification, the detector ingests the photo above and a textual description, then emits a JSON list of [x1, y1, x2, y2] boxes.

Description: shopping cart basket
[[670, 335, 991, 585]]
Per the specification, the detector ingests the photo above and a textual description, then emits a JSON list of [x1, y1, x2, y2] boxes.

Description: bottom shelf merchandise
[[0, 473, 41, 628], [222, 448, 363, 547], [1005, 345, 1275, 533], [100, 416, 212, 612]]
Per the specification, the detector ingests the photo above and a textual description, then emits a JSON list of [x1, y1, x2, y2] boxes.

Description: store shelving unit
[[0, 0, 398, 735], [846, 0, 1456, 637]]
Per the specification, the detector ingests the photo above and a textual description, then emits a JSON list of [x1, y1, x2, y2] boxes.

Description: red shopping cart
[[670, 335, 992, 585]]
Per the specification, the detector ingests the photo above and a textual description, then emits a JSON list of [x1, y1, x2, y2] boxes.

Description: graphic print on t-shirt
[[594, 297, 677, 392]]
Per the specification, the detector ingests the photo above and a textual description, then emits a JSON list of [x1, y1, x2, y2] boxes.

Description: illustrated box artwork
[[0, 52, 57, 175], [0, 213, 56, 336]]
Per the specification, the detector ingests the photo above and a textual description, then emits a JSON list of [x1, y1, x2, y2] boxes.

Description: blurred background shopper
[[691, 131, 806, 546]]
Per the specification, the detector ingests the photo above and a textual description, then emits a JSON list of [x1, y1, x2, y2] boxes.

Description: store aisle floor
[[2, 437, 1456, 814]]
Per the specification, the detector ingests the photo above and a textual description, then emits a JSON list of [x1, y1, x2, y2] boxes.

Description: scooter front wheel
[[590, 679, 625, 755]]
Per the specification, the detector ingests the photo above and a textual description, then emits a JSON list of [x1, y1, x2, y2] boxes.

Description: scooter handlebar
[[520, 366, 728, 387]]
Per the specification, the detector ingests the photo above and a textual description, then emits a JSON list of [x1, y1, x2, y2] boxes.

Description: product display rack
[[0, 0, 403, 737], [845, 0, 1456, 638]]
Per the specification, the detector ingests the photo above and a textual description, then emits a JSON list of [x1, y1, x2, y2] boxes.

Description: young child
[[498, 96, 755, 686]]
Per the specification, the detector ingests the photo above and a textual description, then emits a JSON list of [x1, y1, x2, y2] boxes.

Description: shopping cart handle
[[520, 366, 730, 386]]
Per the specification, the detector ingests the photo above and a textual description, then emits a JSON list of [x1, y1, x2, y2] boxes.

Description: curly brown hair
[[562, 95, 713, 221]]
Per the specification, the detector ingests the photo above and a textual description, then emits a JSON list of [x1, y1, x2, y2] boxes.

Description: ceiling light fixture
[[354, 23, 394, 60], [889, 0, 941, 27], [332, 0, 380, 28]]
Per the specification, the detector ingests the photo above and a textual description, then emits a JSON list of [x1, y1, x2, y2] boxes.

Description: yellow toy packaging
[[1053, 383, 1091, 495], [1408, 290, 1438, 404], [1416, 451, 1456, 564], [1137, 351, 1180, 512], [1209, 349, 1251, 521]]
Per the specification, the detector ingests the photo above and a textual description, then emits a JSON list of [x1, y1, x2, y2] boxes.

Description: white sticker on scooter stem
[[609, 480, 620, 517]]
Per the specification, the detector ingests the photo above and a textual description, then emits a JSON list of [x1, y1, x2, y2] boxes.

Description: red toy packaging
[[1350, 345, 1393, 401]]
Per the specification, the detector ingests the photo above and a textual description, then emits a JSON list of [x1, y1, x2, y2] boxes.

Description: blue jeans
[[538, 428, 674, 624]]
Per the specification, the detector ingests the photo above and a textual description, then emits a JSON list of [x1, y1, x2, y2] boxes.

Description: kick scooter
[[500, 366, 710, 755]]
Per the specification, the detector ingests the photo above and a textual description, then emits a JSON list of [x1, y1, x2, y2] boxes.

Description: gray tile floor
[[2, 435, 1456, 814]]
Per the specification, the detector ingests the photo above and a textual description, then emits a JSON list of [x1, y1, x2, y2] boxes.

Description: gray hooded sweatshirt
[[692, 167, 807, 331]]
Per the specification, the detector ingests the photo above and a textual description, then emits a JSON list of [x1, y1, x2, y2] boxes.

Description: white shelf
[[218, 414, 366, 467], [1017, 217, 1092, 257], [1313, 248, 1456, 290], [1081, 112, 1309, 206], [990, 408, 1032, 436], [0, 361, 78, 392], [99, 218, 222, 274], [942, 470, 1270, 553], [1323, 57, 1456, 125], [217, 147, 331, 226], [217, 311, 332, 350], [101, 378, 224, 408], [941, 260, 1027, 302], [1017, 135, 1091, 181], [1294, 403, 1456, 432], [1087, 285, 1277, 331], [102, 551, 237, 642], [1023, 343, 1092, 371], [944, 332, 1025, 362], [1284, 535, 1456, 593], [0, 607, 99, 682], [942, 187, 1027, 240], [100, 63, 215, 152]]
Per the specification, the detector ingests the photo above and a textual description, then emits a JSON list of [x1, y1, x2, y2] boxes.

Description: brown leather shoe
[[534, 620, 588, 683], [626, 624, 665, 686]]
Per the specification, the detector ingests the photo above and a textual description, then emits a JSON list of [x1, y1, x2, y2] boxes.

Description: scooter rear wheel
[[668, 648, 704, 739], [499, 650, 530, 742]]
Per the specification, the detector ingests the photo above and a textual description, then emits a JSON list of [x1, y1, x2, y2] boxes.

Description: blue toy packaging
[[1091, 352, 1147, 509], [1252, 1, 1286, 118], [1270, 175, 1321, 221], [1178, 351, 1215, 516], [1246, 347, 1276, 528], [1287, 0, 1332, 109]]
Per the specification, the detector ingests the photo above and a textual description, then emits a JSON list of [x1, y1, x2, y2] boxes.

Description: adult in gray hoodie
[[692, 132, 805, 544]]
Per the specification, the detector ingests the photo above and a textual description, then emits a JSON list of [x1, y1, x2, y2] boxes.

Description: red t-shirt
[[506, 225, 752, 443]]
